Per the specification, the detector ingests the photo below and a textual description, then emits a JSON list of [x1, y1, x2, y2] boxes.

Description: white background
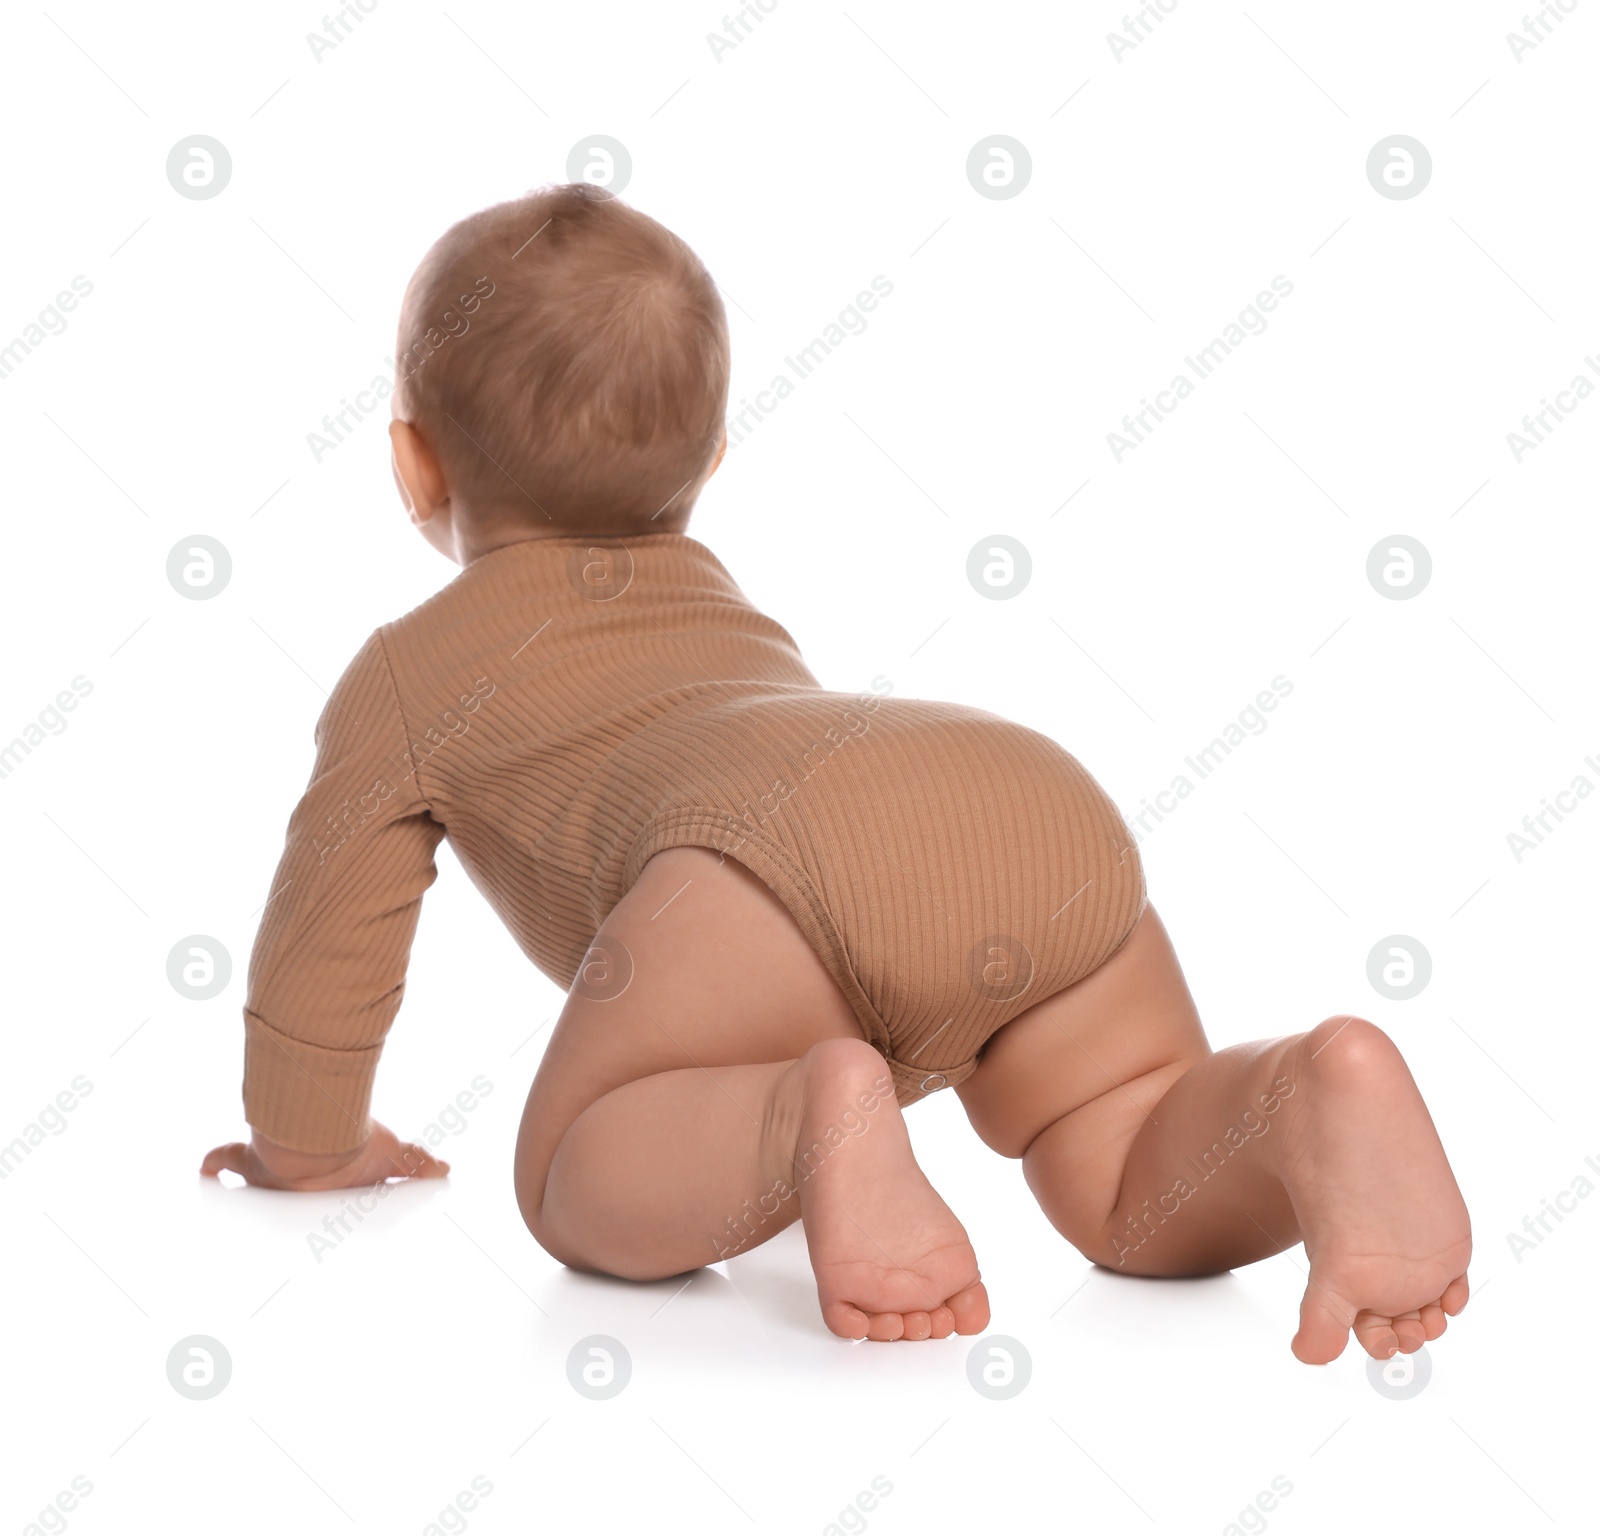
[[1, 2, 1594, 1532]]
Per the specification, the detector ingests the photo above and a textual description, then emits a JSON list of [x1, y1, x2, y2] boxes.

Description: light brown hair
[[395, 183, 730, 534]]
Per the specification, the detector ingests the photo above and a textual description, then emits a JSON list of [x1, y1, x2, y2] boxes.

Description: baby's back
[[382, 532, 868, 982]]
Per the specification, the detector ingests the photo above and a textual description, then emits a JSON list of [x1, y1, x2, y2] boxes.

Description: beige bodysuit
[[241, 533, 1147, 1152]]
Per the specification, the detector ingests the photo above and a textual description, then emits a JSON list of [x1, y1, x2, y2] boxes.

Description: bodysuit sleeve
[[240, 627, 447, 1153]]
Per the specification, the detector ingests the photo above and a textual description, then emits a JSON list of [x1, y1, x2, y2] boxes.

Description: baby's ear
[[389, 419, 449, 523], [388, 429, 416, 518]]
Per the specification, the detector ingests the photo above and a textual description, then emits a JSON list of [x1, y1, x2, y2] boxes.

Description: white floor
[[5, 932, 1590, 1534]]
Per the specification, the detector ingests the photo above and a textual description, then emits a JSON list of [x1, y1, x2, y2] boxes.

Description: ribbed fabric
[[241, 532, 1147, 1152]]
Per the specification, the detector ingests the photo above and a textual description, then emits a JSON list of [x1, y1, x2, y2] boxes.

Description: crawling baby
[[204, 183, 1471, 1359]]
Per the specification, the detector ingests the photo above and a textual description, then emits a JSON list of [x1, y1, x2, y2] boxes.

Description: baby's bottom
[[514, 849, 1471, 1358]]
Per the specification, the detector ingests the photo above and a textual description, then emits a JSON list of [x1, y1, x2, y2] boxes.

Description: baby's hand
[[200, 1121, 449, 1191]]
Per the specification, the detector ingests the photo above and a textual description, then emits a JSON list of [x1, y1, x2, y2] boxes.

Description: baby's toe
[[866, 1311, 905, 1342], [1390, 1310, 1427, 1353], [900, 1311, 932, 1341], [1420, 1303, 1448, 1341], [1441, 1275, 1470, 1315], [1353, 1311, 1402, 1360], [928, 1306, 956, 1339], [1292, 1281, 1353, 1364], [823, 1300, 872, 1340], [945, 1280, 990, 1335]]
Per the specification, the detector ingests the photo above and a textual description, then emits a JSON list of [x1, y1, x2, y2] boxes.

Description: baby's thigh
[[955, 902, 1210, 1159], [514, 847, 866, 1205]]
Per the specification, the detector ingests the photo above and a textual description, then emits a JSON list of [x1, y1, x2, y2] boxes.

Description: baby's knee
[[514, 1179, 686, 1282], [511, 1169, 567, 1267], [1295, 1014, 1401, 1086], [512, 1148, 599, 1275], [798, 1036, 895, 1097]]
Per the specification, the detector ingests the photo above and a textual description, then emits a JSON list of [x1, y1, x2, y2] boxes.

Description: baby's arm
[[203, 627, 448, 1187]]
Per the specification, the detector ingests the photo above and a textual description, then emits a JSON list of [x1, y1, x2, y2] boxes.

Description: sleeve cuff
[[242, 1010, 381, 1154]]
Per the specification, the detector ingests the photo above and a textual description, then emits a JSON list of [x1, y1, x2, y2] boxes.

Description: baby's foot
[[1275, 1017, 1473, 1363], [791, 1039, 989, 1341]]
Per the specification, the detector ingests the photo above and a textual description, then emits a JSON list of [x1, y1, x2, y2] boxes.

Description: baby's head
[[389, 183, 730, 561]]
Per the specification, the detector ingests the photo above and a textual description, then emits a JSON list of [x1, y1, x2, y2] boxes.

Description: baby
[[204, 183, 1471, 1359]]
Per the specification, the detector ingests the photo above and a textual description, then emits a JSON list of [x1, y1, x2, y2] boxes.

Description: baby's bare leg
[[514, 848, 989, 1341], [958, 904, 1472, 1363]]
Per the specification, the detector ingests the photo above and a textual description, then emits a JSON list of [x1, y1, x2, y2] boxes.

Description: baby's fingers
[[201, 1142, 253, 1180], [202, 1125, 449, 1190], [378, 1138, 450, 1181]]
